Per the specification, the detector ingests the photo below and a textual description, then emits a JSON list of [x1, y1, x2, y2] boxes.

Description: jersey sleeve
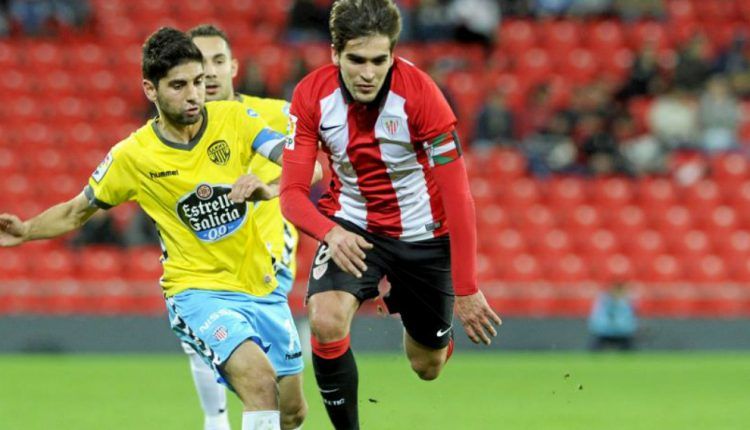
[[280, 81, 337, 241], [409, 71, 458, 143], [84, 142, 138, 209], [237, 105, 286, 164]]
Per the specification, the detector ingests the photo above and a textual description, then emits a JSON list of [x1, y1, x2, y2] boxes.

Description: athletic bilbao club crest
[[207, 140, 231, 165], [213, 326, 229, 342], [384, 118, 400, 136]]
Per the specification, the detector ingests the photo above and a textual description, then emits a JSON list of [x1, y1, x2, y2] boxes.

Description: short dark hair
[[142, 27, 204, 85], [329, 0, 402, 53], [187, 24, 232, 49]]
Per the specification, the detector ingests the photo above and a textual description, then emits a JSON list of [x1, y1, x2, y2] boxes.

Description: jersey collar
[[151, 107, 209, 151]]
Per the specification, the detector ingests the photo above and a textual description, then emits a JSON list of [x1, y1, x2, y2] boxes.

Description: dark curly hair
[[142, 27, 204, 85], [329, 0, 402, 53]]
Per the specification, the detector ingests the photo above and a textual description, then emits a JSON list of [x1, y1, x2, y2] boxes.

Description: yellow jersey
[[241, 94, 299, 282], [85, 101, 286, 297]]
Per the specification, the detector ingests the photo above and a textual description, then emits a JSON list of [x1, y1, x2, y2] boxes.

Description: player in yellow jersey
[[184, 24, 306, 430], [0, 28, 292, 430]]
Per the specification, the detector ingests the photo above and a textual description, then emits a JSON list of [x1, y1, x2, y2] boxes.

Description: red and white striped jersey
[[287, 58, 458, 241]]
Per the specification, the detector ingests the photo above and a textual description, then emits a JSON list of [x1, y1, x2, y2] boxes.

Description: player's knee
[[281, 400, 308, 430], [234, 370, 279, 408], [310, 312, 349, 342], [409, 357, 445, 381]]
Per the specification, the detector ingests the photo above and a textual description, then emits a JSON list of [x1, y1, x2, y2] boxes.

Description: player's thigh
[[403, 329, 449, 366], [384, 240, 455, 349], [167, 290, 273, 387], [222, 340, 277, 408], [254, 300, 304, 377]]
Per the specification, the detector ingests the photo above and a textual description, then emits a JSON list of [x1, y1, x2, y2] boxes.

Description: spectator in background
[[615, 114, 666, 176], [286, 0, 329, 43], [413, 0, 453, 42], [614, 0, 664, 21], [673, 34, 712, 93], [69, 210, 123, 248], [282, 54, 310, 101], [123, 209, 159, 248], [524, 111, 580, 177], [0, 0, 9, 36], [569, 0, 612, 17], [616, 41, 667, 102], [588, 282, 638, 351], [9, 0, 52, 35], [579, 113, 631, 176], [519, 83, 554, 139], [713, 33, 750, 98], [448, 0, 499, 51], [237, 59, 269, 98], [532, 0, 573, 17], [648, 87, 699, 150], [698, 74, 740, 153], [50, 0, 89, 28], [473, 88, 515, 147]]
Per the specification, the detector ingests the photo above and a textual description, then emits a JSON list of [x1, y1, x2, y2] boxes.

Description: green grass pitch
[[1, 352, 748, 429]]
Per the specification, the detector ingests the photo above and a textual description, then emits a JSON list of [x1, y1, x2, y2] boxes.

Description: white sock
[[187, 352, 230, 429], [242, 411, 280, 430]]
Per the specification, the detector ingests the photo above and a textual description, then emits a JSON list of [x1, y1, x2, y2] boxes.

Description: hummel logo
[[320, 123, 342, 131], [436, 326, 452, 337], [149, 170, 179, 179]]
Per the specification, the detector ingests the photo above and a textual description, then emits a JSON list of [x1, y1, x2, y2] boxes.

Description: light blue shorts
[[168, 278, 302, 388]]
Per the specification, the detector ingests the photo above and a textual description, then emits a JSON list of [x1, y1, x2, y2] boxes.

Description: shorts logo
[[436, 326, 452, 337], [207, 140, 231, 165], [177, 184, 247, 242], [213, 326, 229, 342], [313, 263, 328, 280]]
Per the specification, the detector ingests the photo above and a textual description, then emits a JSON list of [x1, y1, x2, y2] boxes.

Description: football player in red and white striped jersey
[[280, 1, 502, 428]]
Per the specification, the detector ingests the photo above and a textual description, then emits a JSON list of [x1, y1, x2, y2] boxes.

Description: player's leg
[[278, 373, 306, 430], [252, 289, 307, 429], [306, 228, 384, 430], [382, 235, 455, 381], [167, 290, 281, 430], [308, 290, 361, 429], [184, 342, 231, 430]]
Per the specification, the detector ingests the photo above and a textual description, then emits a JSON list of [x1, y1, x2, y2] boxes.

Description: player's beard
[[159, 100, 202, 126]]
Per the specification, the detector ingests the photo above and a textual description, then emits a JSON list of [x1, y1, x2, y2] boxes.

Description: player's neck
[[156, 114, 205, 145]]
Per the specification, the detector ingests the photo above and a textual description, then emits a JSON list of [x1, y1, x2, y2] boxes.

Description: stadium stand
[[1, 0, 750, 318]]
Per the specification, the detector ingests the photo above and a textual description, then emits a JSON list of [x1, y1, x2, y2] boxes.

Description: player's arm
[[228, 156, 323, 204], [0, 192, 98, 246], [280, 93, 371, 277], [429, 133, 502, 345]]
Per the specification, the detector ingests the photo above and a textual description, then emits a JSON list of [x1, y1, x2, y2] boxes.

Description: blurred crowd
[[0, 0, 90, 36]]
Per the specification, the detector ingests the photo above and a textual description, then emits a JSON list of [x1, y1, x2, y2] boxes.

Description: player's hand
[[324, 225, 373, 278], [0, 214, 29, 247], [455, 291, 502, 345], [229, 174, 278, 203]]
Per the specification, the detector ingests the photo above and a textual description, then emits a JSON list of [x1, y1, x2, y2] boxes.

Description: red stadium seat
[[649, 205, 692, 239], [498, 178, 540, 209], [711, 153, 749, 188], [124, 246, 164, 283], [477, 203, 510, 230], [533, 229, 572, 259], [78, 247, 125, 281], [621, 229, 666, 258], [667, 229, 712, 257], [545, 177, 586, 210], [605, 205, 647, 237], [560, 204, 601, 236], [589, 253, 634, 283], [575, 228, 620, 257], [34, 249, 77, 281], [559, 48, 599, 84], [540, 20, 581, 54], [484, 228, 527, 259], [629, 21, 671, 50], [684, 254, 728, 284], [515, 48, 552, 85], [700, 206, 738, 234], [666, 0, 696, 25], [636, 177, 677, 210], [544, 253, 589, 283], [714, 230, 750, 259], [587, 21, 626, 52], [514, 204, 556, 234], [497, 253, 542, 282], [0, 249, 28, 280], [499, 20, 537, 56], [484, 148, 527, 179], [635, 254, 682, 283]]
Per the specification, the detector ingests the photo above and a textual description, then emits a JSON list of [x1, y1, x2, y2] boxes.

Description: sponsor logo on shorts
[[285, 351, 302, 360], [213, 326, 229, 342], [436, 326, 452, 337], [312, 244, 331, 280]]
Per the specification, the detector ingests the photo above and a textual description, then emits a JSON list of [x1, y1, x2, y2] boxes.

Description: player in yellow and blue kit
[[186, 24, 306, 430], [0, 28, 291, 430]]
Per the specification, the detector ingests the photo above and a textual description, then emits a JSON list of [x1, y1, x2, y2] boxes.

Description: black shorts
[[307, 218, 455, 349]]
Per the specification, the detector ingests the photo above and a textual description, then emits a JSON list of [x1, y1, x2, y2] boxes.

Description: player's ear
[[331, 45, 340, 66], [231, 57, 239, 79], [143, 79, 157, 103]]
